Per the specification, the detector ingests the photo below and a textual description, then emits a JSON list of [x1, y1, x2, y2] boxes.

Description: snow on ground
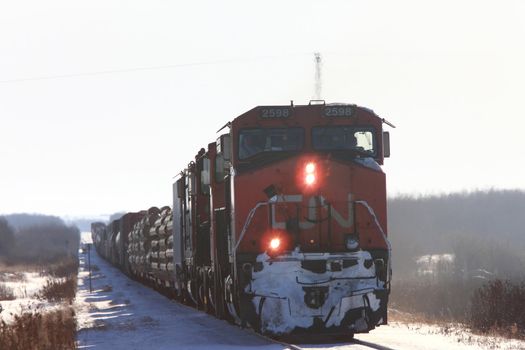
[[75, 249, 525, 350], [2, 272, 48, 298], [295, 322, 525, 350], [351, 322, 525, 350], [75, 249, 287, 350], [0, 271, 59, 324], [295, 319, 525, 350]]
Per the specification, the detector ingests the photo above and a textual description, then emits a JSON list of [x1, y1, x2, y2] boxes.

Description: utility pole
[[87, 243, 92, 293]]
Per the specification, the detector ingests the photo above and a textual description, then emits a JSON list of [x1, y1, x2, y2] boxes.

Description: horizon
[[2, 187, 524, 220]]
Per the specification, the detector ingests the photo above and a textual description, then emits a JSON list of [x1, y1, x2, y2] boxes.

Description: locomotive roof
[[230, 101, 381, 126]]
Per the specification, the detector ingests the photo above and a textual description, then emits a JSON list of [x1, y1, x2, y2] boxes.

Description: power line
[[0, 52, 311, 84]]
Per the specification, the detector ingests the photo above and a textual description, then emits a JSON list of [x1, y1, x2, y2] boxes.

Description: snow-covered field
[[75, 248, 525, 350], [0, 271, 61, 324]]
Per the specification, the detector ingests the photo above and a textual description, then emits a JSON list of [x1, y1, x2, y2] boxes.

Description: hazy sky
[[1, 0, 524, 217]]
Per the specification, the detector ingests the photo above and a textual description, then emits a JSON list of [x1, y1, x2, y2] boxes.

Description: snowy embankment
[[75, 247, 525, 350]]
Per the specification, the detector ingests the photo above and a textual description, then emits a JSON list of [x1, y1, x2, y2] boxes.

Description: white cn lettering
[[271, 195, 303, 229], [328, 193, 354, 228]]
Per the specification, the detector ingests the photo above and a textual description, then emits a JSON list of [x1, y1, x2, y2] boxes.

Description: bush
[[38, 276, 77, 303], [0, 308, 76, 350], [470, 279, 525, 336]]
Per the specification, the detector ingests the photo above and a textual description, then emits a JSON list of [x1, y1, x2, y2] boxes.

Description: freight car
[[91, 207, 175, 291], [92, 101, 394, 339]]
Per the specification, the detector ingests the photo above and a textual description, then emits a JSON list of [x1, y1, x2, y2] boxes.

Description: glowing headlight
[[304, 162, 317, 186], [305, 162, 315, 173], [305, 173, 316, 185], [269, 238, 281, 250], [345, 234, 359, 250]]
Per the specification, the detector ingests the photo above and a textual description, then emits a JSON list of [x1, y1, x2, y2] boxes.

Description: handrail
[[234, 197, 277, 252], [355, 200, 392, 286]]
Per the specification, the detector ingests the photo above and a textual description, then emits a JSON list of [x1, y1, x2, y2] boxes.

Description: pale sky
[[1, 0, 524, 217]]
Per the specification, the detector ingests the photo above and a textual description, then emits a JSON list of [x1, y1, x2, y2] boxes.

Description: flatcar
[[92, 100, 393, 339]]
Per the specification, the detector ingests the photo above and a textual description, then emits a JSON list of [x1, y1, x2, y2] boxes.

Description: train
[[91, 100, 394, 339]]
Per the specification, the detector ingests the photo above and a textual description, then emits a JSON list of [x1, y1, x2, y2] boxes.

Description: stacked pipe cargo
[[127, 207, 160, 281], [148, 206, 174, 287], [90, 222, 106, 257], [127, 219, 141, 276], [94, 205, 175, 294], [91, 206, 175, 294]]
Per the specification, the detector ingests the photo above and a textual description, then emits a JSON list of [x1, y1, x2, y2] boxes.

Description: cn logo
[[271, 194, 354, 229]]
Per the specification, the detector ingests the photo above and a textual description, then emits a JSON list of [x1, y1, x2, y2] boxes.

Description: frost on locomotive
[[172, 102, 393, 337]]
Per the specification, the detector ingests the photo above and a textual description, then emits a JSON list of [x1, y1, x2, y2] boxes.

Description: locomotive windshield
[[239, 128, 304, 159], [312, 126, 376, 155]]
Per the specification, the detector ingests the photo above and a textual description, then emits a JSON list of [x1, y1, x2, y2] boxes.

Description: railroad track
[[286, 340, 396, 350], [251, 330, 397, 350]]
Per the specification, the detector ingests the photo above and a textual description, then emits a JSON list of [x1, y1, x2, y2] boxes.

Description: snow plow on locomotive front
[[172, 101, 394, 338]]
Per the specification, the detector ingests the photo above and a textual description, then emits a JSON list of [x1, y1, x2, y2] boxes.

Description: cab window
[[238, 128, 304, 160], [312, 126, 376, 155]]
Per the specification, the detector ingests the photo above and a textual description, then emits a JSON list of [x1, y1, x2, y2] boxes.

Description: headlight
[[345, 234, 359, 250], [304, 162, 317, 186], [269, 238, 281, 250]]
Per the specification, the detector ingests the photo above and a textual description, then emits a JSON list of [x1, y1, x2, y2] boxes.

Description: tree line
[[388, 189, 525, 280], [388, 189, 525, 336], [0, 214, 79, 264]]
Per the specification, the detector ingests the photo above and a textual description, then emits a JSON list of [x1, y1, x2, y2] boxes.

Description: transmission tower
[[314, 52, 322, 100]]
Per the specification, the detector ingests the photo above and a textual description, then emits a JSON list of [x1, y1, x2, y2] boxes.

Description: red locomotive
[[92, 101, 393, 339]]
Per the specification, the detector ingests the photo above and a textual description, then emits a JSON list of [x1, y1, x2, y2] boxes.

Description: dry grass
[[0, 308, 76, 350], [389, 307, 435, 324], [391, 277, 484, 322], [41, 258, 79, 278], [0, 255, 80, 349]]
